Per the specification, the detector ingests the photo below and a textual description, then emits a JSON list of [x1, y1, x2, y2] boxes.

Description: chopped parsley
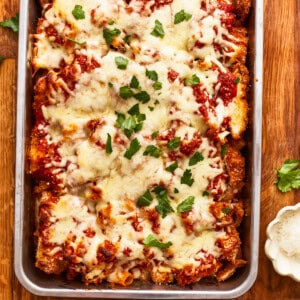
[[115, 112, 126, 128], [0, 13, 19, 32], [128, 103, 140, 116], [202, 191, 210, 197], [153, 81, 162, 90], [143, 145, 162, 158], [151, 20, 165, 38], [275, 159, 300, 192], [148, 106, 154, 111], [221, 145, 228, 158], [174, 10, 192, 24], [181, 169, 194, 186], [72, 5, 85, 20], [222, 207, 231, 214], [154, 100, 160, 105], [152, 131, 159, 139], [152, 186, 174, 218], [177, 196, 195, 213], [134, 91, 150, 103], [189, 151, 204, 166], [184, 74, 200, 86], [124, 138, 141, 159], [234, 77, 241, 84], [167, 137, 181, 150], [108, 20, 114, 25], [137, 190, 153, 207], [124, 34, 131, 44], [146, 69, 158, 81], [108, 82, 114, 87], [143, 234, 172, 250], [65, 37, 86, 45], [165, 161, 178, 173], [103, 28, 121, 45], [174, 188, 179, 194], [115, 56, 129, 70], [119, 86, 134, 99], [130, 76, 140, 89], [105, 133, 113, 154]]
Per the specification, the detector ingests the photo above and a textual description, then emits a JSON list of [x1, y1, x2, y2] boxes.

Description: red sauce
[[45, 25, 64, 45], [97, 240, 117, 263], [168, 69, 180, 83], [217, 72, 237, 105], [180, 134, 202, 156]]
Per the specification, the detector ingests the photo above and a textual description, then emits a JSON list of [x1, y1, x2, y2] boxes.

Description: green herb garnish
[[165, 161, 178, 172], [167, 137, 181, 150], [151, 20, 165, 38], [137, 190, 153, 207], [72, 5, 85, 20], [146, 69, 158, 81], [105, 133, 112, 154], [177, 196, 195, 213], [130, 76, 140, 89], [189, 151, 204, 166], [174, 10, 192, 24], [184, 74, 200, 86], [134, 91, 150, 103], [119, 86, 134, 99], [143, 234, 172, 249], [181, 169, 194, 186], [143, 145, 162, 158], [275, 159, 300, 192], [66, 37, 86, 45], [0, 13, 19, 32], [103, 28, 121, 45], [115, 56, 129, 70], [124, 138, 141, 159]]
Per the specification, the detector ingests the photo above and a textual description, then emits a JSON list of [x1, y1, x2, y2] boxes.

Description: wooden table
[[1, 0, 300, 299]]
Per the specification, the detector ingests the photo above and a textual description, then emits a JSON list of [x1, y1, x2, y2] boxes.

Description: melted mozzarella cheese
[[34, 0, 246, 281]]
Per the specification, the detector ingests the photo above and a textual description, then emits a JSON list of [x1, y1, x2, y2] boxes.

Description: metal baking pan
[[14, 0, 263, 298]]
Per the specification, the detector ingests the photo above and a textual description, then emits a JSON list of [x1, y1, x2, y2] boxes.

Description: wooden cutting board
[[0, 0, 299, 299]]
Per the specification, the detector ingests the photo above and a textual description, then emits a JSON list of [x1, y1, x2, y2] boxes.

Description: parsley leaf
[[115, 112, 126, 128], [151, 20, 165, 38], [115, 56, 129, 70], [181, 169, 194, 186], [202, 191, 209, 197], [124, 138, 141, 159], [72, 5, 85, 20], [174, 188, 179, 194], [66, 37, 86, 45], [0, 13, 19, 32], [130, 76, 140, 89], [108, 20, 114, 25], [177, 196, 195, 213], [143, 234, 172, 250], [153, 81, 162, 90], [137, 190, 153, 207], [122, 116, 137, 137], [275, 159, 300, 192], [165, 161, 178, 172], [119, 86, 134, 99], [134, 91, 150, 103], [167, 137, 181, 150], [124, 34, 131, 44], [222, 207, 231, 214], [234, 77, 240, 84], [103, 28, 121, 45], [174, 10, 192, 24], [152, 131, 159, 139], [184, 74, 200, 86], [152, 186, 174, 218], [128, 103, 140, 116], [143, 145, 162, 158], [146, 69, 158, 81], [221, 145, 228, 158], [189, 151, 204, 166], [105, 133, 113, 154]]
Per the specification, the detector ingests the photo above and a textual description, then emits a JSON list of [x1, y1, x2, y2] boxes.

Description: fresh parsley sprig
[[143, 234, 172, 249], [275, 159, 300, 192], [0, 13, 19, 32]]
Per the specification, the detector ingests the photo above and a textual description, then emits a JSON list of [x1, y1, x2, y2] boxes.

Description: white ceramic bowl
[[265, 202, 300, 281]]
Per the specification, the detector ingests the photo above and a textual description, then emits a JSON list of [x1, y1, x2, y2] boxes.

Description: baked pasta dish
[[30, 0, 250, 286]]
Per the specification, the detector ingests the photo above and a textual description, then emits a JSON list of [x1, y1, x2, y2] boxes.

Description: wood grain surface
[[0, 0, 300, 299]]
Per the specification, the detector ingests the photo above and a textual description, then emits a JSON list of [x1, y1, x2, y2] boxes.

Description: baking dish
[[14, 0, 263, 298]]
